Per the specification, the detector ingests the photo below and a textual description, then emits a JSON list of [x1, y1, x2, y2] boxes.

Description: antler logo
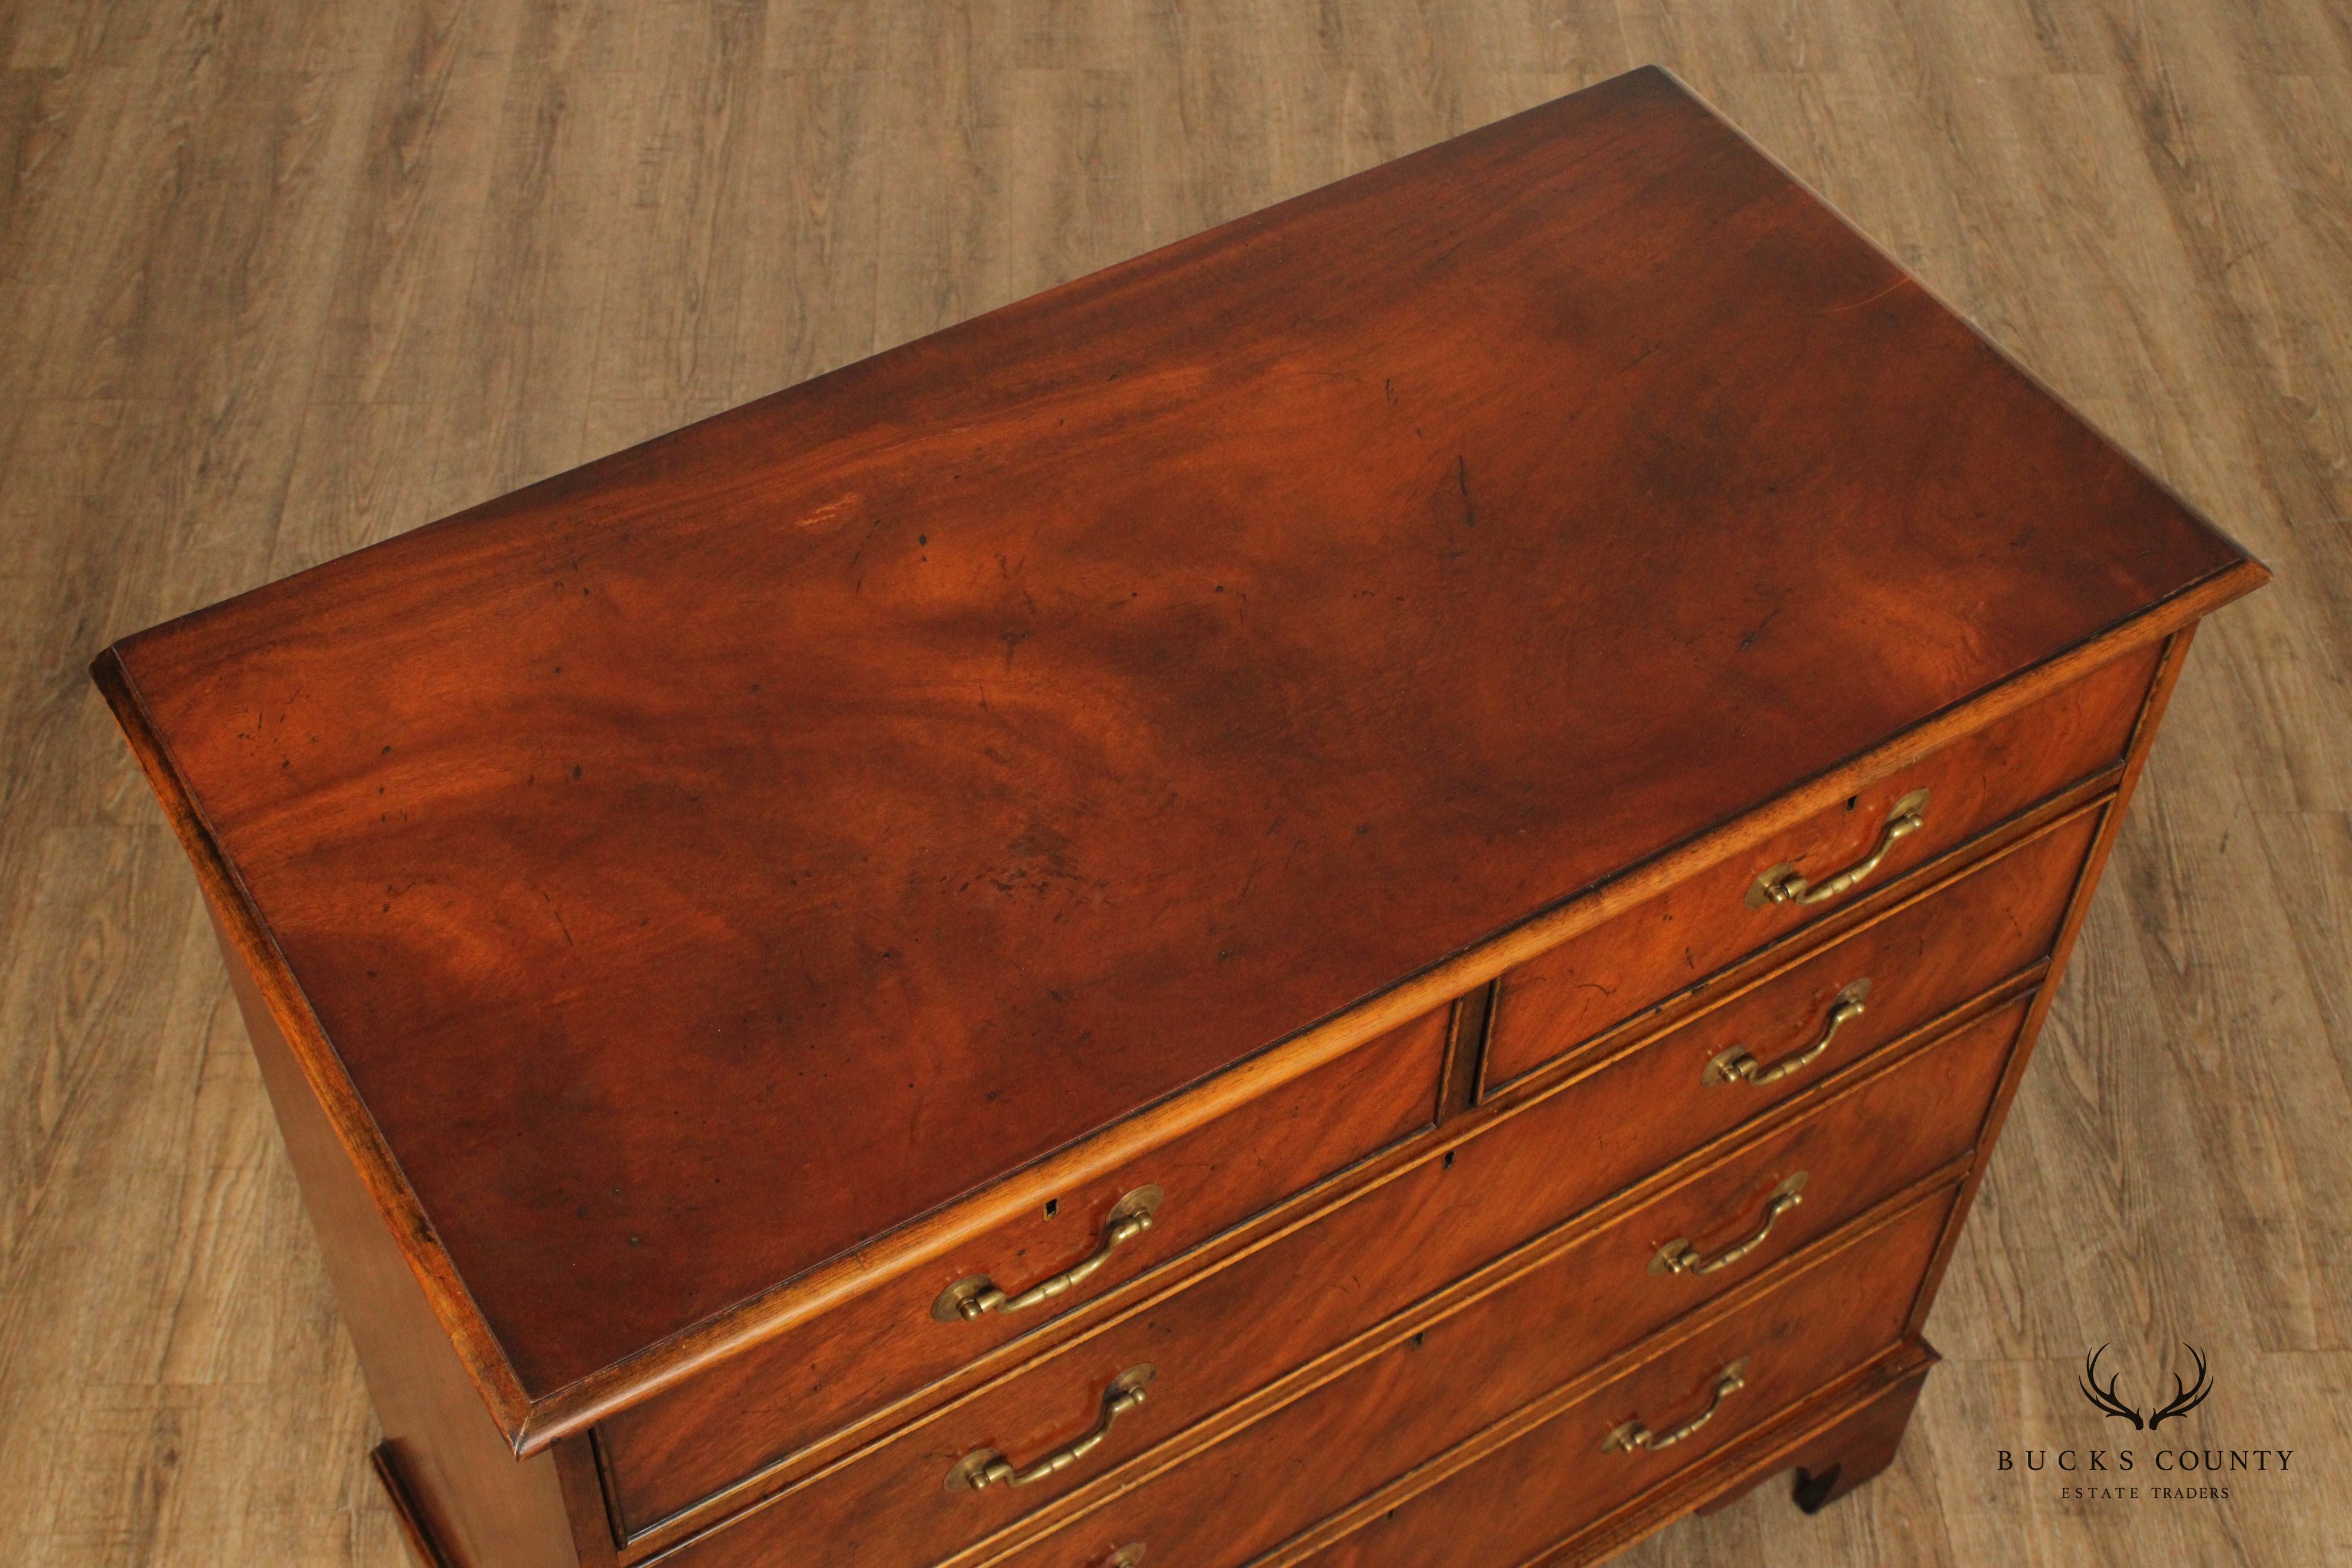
[[2078, 1343, 2213, 1430]]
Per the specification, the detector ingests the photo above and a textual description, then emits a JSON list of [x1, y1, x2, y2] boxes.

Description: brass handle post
[[1651, 1174, 1808, 1276], [1706, 979, 1871, 1087], [948, 1367, 1155, 1493], [1747, 789, 1929, 909], [935, 1187, 1164, 1322], [1602, 1358, 1750, 1453]]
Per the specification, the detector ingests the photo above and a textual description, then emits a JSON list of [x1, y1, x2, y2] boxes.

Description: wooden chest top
[[97, 67, 2250, 1422]]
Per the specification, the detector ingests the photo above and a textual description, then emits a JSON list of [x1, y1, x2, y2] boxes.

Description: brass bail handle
[[947, 1366, 1156, 1493], [1651, 1172, 1809, 1276], [1747, 789, 1930, 909], [935, 1186, 1164, 1322], [1602, 1358, 1750, 1453], [1706, 978, 1871, 1087]]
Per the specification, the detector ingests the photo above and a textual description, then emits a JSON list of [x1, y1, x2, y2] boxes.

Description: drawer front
[[1000, 1189, 1958, 1568], [1298, 1195, 1955, 1568], [603, 1005, 1452, 1537], [1482, 641, 2155, 1092], [620, 803, 2094, 1557], [1469, 801, 2096, 1237], [649, 998, 2015, 1568]]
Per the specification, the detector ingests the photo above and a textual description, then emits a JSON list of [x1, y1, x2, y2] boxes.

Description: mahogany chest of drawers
[[97, 66, 2265, 1568]]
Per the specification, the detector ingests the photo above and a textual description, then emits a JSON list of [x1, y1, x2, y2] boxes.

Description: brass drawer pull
[[1705, 979, 1870, 1086], [1746, 789, 1929, 909], [1602, 1358, 1750, 1453], [935, 1186, 1164, 1322], [1650, 1172, 1807, 1276], [947, 1366, 1155, 1492]]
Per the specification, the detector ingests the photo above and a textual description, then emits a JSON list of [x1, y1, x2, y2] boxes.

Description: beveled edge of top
[[92, 643, 540, 1436]]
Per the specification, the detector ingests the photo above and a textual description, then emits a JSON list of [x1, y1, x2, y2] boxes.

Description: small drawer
[[641, 994, 2017, 1568], [1295, 1195, 1954, 1568], [1480, 641, 2157, 1092], [599, 1004, 1452, 1539], [991, 1184, 1959, 1568], [1478, 799, 2097, 1224]]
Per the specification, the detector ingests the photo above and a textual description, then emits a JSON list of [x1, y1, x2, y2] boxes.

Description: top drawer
[[1481, 642, 2159, 1093], [596, 1003, 1451, 1541]]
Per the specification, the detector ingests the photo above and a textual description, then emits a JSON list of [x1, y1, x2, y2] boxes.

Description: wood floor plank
[[421, 0, 632, 515], [726, 66, 891, 398], [306, 1, 532, 409], [586, 0, 765, 407]]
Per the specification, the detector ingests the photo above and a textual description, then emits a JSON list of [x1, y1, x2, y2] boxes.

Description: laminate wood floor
[[2, 2, 2347, 1564]]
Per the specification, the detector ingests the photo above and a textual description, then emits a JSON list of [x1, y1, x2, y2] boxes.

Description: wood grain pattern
[[636, 995, 2024, 1568], [1698, 1354, 1935, 1520], [1520, 1342, 1945, 1568], [597, 1002, 1448, 1537], [989, 1193, 1959, 1568], [1494, 801, 2095, 1193], [97, 63, 2250, 1430], [1481, 642, 2157, 1092], [606, 787, 2098, 1546], [3, 5, 2342, 1567], [205, 907, 593, 1568], [1895, 629, 2198, 1353]]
